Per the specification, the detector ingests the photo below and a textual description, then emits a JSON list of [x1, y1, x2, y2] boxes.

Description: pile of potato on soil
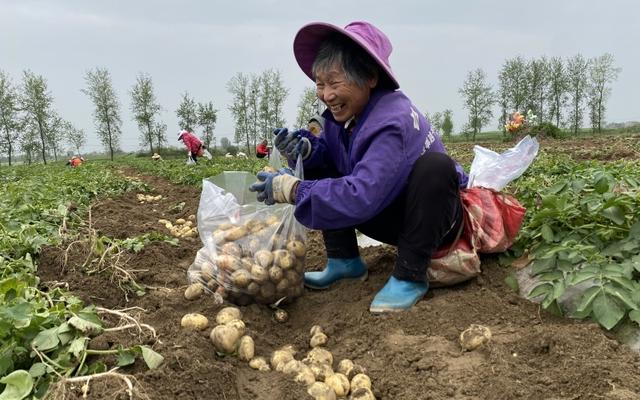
[[186, 211, 306, 306], [182, 307, 376, 400], [158, 214, 197, 238]]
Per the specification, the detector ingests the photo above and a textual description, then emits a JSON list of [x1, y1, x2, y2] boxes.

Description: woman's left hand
[[274, 128, 312, 160]]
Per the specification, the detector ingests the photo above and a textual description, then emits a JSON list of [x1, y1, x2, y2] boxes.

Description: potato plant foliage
[[0, 162, 161, 397], [120, 155, 272, 186], [509, 154, 640, 330]]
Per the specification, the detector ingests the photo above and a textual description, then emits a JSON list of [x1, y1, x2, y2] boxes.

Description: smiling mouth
[[329, 104, 344, 113]]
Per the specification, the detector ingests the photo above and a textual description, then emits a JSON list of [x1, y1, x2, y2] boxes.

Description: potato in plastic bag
[[187, 154, 307, 305]]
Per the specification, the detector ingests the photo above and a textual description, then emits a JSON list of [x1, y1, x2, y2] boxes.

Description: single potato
[[282, 359, 304, 375], [224, 226, 248, 241], [459, 324, 492, 351], [310, 332, 328, 348], [224, 319, 246, 337], [325, 373, 350, 397], [350, 387, 376, 400], [350, 374, 372, 391], [237, 335, 255, 361], [295, 368, 316, 386], [270, 349, 294, 371], [210, 324, 242, 354], [215, 306, 242, 325], [286, 240, 306, 258], [250, 264, 269, 284], [221, 242, 242, 258], [180, 313, 209, 330], [254, 250, 274, 268], [310, 325, 324, 337], [307, 382, 337, 400], [184, 283, 204, 300], [336, 359, 354, 377], [304, 347, 333, 366], [309, 362, 334, 381], [232, 269, 252, 288], [274, 249, 295, 270], [249, 356, 270, 371]]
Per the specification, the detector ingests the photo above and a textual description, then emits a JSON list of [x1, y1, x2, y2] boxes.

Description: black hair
[[311, 33, 384, 88]]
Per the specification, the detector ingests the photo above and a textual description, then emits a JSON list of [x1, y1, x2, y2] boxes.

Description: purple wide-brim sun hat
[[293, 21, 400, 90]]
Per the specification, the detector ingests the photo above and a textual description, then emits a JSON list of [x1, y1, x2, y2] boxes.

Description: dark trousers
[[311, 152, 462, 283]]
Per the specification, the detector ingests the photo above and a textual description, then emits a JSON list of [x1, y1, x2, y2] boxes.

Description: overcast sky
[[2, 0, 638, 153]]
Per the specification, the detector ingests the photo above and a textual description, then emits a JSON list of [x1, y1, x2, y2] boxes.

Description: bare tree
[[20, 70, 55, 164], [197, 101, 218, 148], [497, 68, 510, 134], [547, 57, 568, 127], [566, 54, 590, 135], [459, 69, 494, 141], [64, 120, 87, 155], [502, 56, 529, 112], [248, 74, 261, 146], [295, 87, 317, 129], [497, 56, 528, 134], [526, 57, 548, 122], [0, 71, 20, 165], [227, 72, 251, 153], [153, 121, 167, 151], [259, 69, 288, 140], [130, 73, 161, 154], [46, 113, 65, 161], [429, 111, 444, 134], [587, 53, 621, 133], [176, 92, 198, 132], [82, 67, 122, 161], [20, 124, 41, 165], [267, 69, 289, 129]]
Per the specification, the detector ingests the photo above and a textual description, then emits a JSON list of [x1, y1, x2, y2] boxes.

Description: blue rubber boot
[[304, 257, 368, 290], [369, 276, 428, 313]]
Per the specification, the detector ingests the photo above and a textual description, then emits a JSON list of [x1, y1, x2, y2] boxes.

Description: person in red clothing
[[256, 138, 270, 159], [67, 156, 84, 167], [178, 130, 204, 163]]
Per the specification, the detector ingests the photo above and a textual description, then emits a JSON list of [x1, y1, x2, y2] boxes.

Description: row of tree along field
[[457, 53, 621, 141], [0, 68, 293, 165], [0, 52, 622, 164]]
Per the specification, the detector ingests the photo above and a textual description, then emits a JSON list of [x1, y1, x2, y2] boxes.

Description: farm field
[[3, 134, 640, 399]]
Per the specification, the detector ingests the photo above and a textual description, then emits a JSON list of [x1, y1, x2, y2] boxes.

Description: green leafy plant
[[0, 163, 162, 397], [511, 155, 640, 330]]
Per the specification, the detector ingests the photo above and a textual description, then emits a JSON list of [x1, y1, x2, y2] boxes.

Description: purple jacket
[[294, 89, 468, 230]]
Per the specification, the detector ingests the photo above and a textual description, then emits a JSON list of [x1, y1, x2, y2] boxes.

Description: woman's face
[[315, 65, 377, 123]]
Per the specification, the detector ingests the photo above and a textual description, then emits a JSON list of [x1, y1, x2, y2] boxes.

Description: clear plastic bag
[[187, 150, 307, 305], [467, 135, 539, 191]]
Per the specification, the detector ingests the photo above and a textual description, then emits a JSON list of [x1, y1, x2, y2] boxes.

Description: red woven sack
[[428, 187, 526, 286]]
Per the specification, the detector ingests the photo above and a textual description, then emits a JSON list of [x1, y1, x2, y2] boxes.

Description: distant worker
[[67, 156, 84, 167], [151, 153, 163, 161], [307, 115, 325, 137], [256, 138, 271, 159], [178, 130, 205, 163]]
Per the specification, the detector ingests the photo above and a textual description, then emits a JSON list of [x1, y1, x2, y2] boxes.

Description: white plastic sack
[[186, 154, 196, 165], [467, 135, 539, 191], [202, 148, 213, 160], [188, 148, 308, 305]]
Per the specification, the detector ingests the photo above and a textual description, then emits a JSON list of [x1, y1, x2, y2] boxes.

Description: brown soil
[[447, 134, 640, 167], [37, 164, 640, 400]]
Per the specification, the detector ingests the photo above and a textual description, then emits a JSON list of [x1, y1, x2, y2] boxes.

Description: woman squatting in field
[[250, 21, 468, 312]]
